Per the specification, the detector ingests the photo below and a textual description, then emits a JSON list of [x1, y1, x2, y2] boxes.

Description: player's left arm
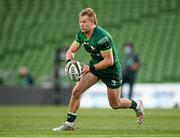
[[94, 36, 114, 70], [83, 36, 114, 74], [94, 49, 114, 70], [83, 49, 114, 74]]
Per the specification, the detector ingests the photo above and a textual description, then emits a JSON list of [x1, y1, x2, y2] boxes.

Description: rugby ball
[[67, 60, 83, 82]]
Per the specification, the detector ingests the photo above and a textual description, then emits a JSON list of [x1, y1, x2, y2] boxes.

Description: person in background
[[18, 66, 35, 87], [122, 43, 140, 99]]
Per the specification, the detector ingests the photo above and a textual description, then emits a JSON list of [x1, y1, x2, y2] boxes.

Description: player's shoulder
[[95, 26, 112, 40], [75, 31, 86, 43], [76, 31, 85, 38], [95, 26, 112, 45], [95, 26, 111, 37]]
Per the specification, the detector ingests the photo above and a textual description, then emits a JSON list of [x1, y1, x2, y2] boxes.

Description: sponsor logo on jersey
[[82, 42, 89, 47], [90, 46, 96, 51], [111, 80, 118, 86]]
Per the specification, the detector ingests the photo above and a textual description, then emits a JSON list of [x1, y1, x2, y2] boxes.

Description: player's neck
[[85, 25, 96, 38]]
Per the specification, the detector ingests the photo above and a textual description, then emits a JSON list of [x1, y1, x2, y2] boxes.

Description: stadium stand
[[0, 0, 180, 86]]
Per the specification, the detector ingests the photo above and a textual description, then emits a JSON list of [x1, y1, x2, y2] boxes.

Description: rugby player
[[53, 8, 144, 131]]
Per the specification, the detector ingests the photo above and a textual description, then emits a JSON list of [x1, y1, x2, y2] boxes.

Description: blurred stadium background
[[0, 0, 180, 106], [0, 0, 180, 136]]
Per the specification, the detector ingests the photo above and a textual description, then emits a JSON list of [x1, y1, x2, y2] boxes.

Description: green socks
[[130, 100, 137, 109], [67, 112, 77, 123]]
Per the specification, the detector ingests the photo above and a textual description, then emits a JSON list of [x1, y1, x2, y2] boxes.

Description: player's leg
[[52, 72, 99, 131], [107, 87, 144, 125], [68, 72, 99, 113], [107, 87, 132, 109]]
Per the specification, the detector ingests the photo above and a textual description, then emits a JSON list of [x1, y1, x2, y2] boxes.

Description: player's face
[[79, 15, 94, 33]]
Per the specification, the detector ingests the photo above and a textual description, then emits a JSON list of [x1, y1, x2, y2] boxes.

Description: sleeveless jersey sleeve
[[74, 31, 82, 45], [98, 36, 112, 52]]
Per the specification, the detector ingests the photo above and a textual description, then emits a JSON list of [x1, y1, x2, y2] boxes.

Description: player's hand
[[64, 59, 71, 74], [82, 64, 90, 75]]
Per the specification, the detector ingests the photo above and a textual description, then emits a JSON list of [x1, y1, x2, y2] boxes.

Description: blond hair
[[79, 8, 97, 25]]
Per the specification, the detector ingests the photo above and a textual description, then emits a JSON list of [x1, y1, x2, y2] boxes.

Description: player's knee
[[72, 87, 82, 98], [110, 103, 119, 109]]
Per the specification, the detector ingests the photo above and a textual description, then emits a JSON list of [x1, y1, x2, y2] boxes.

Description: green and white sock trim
[[67, 112, 77, 123], [130, 100, 137, 109]]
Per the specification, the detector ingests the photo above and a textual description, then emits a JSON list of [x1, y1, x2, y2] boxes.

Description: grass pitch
[[0, 106, 180, 137]]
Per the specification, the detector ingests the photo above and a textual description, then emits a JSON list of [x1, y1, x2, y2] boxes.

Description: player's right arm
[[65, 41, 80, 74], [66, 41, 80, 61]]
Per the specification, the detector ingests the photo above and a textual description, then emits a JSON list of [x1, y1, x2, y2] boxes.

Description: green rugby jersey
[[75, 25, 121, 77]]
